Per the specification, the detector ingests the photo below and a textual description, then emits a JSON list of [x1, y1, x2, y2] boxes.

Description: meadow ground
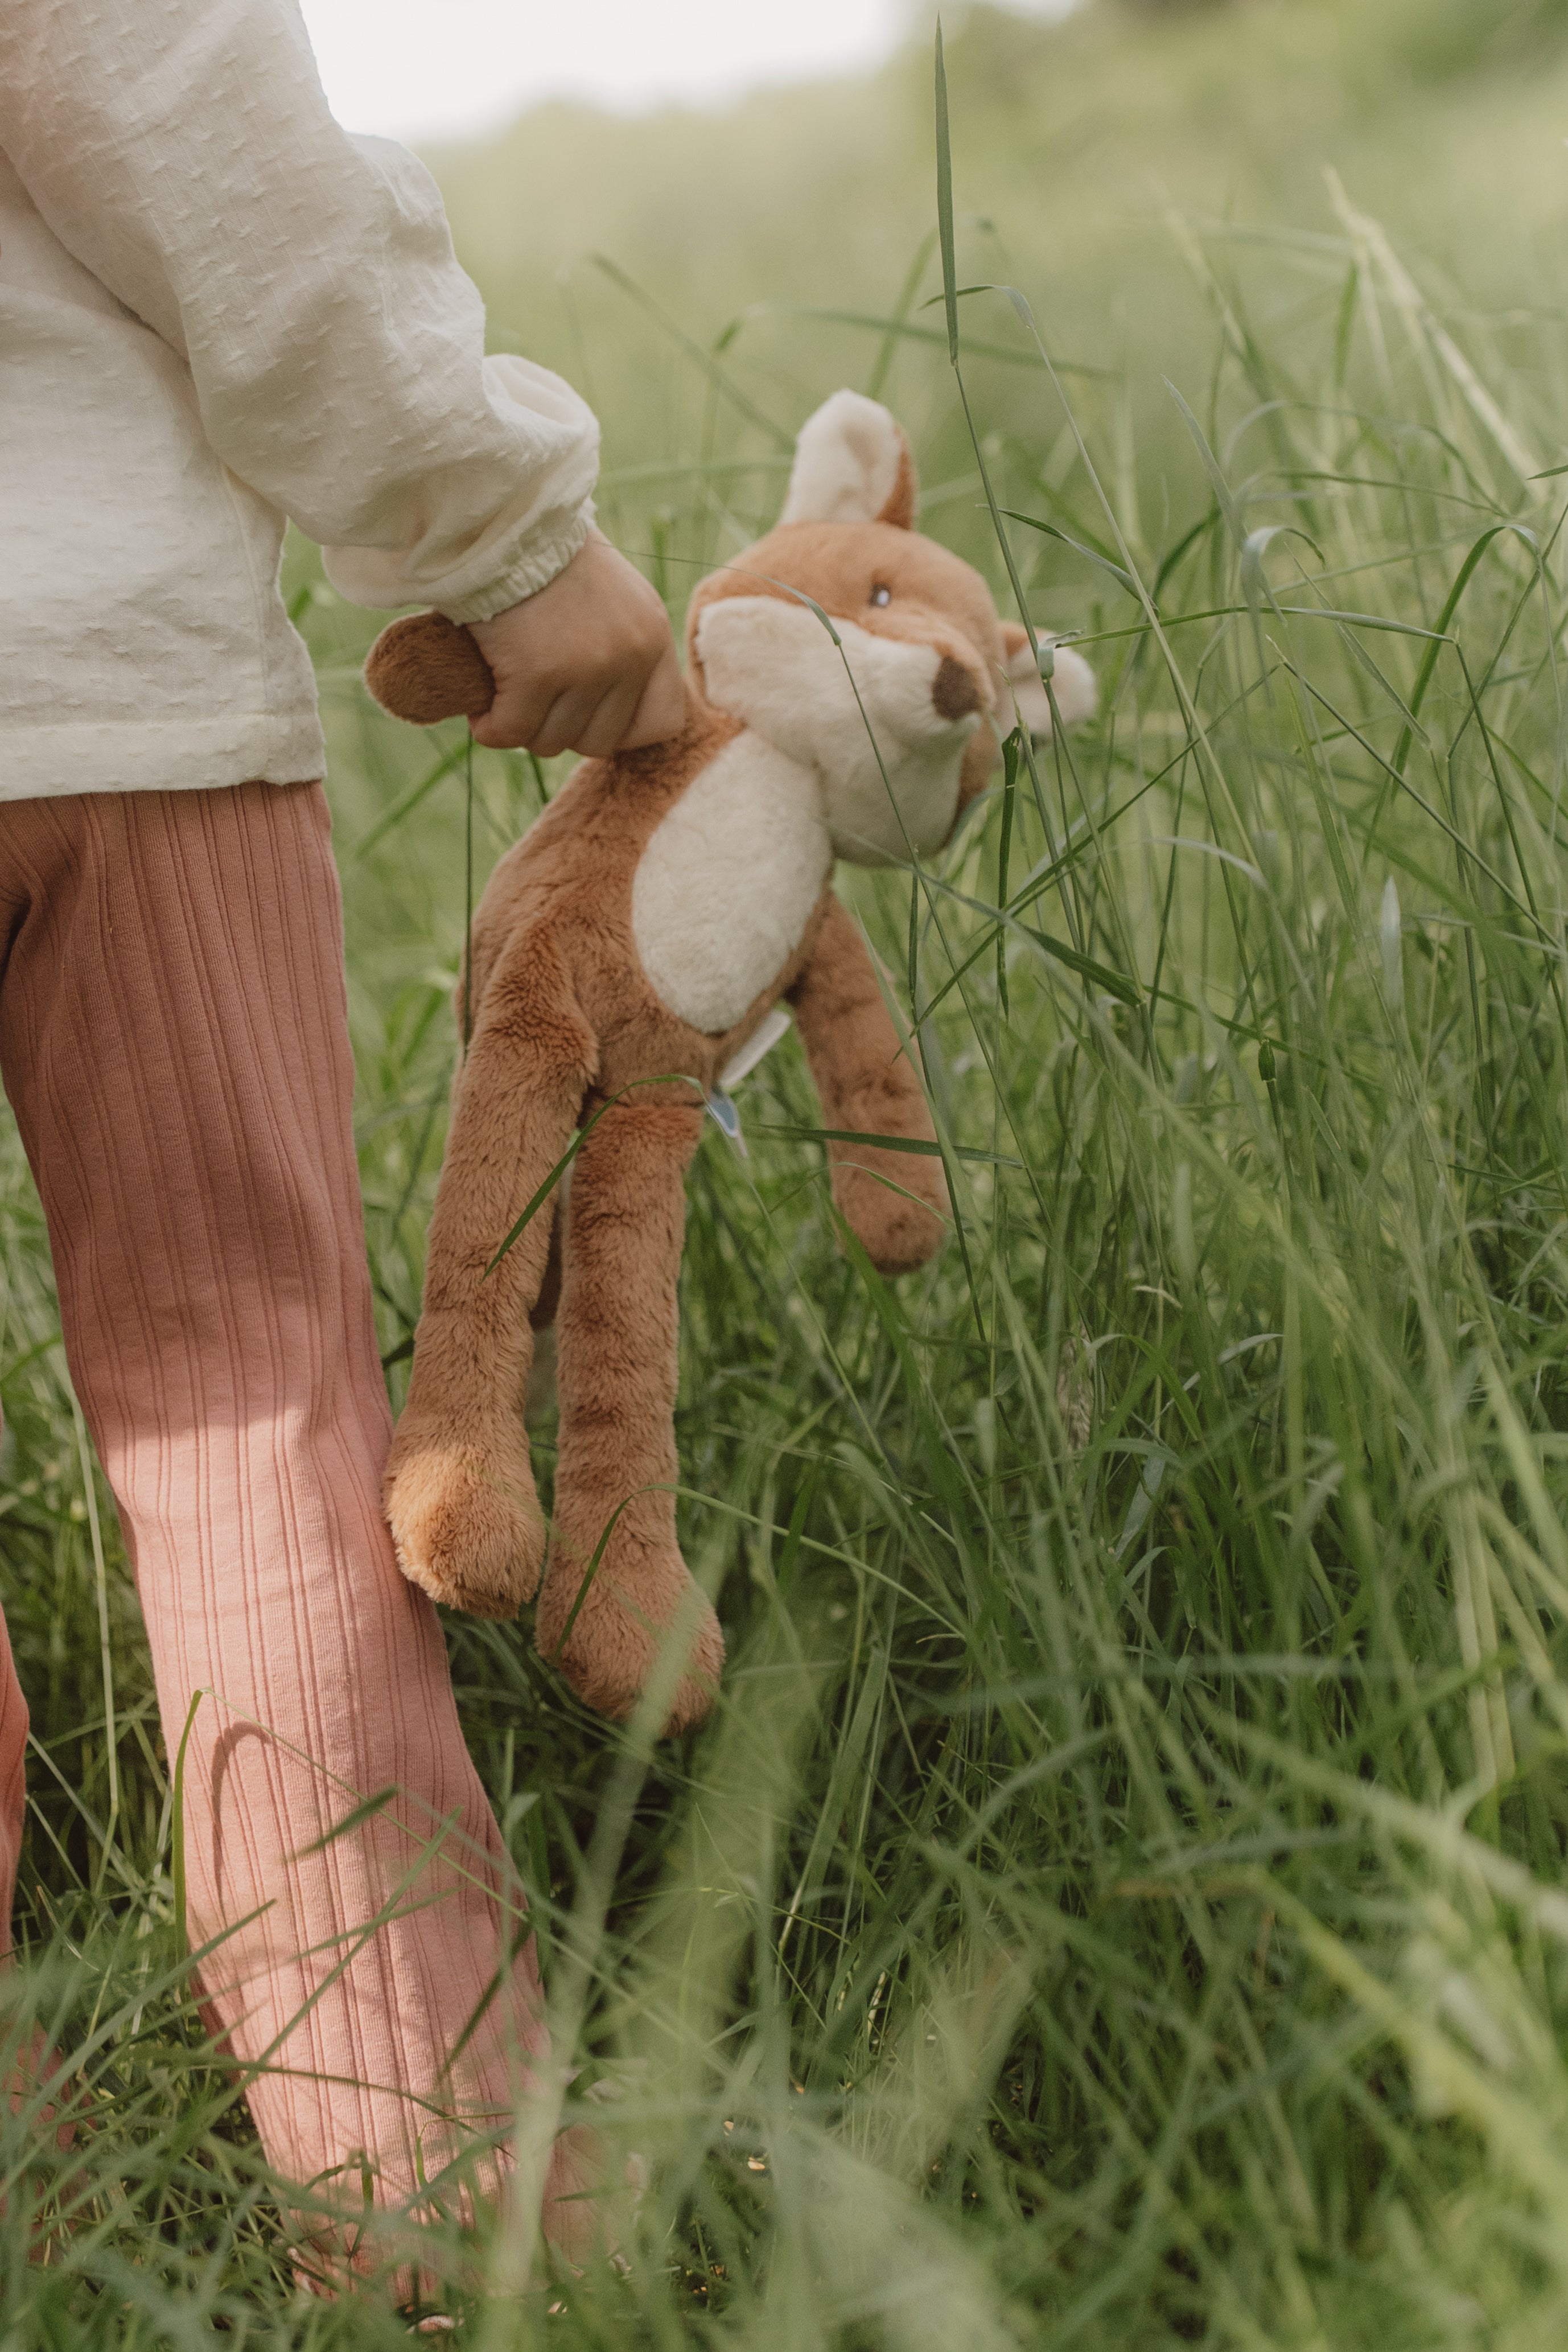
[[10, 3, 1568, 2343]]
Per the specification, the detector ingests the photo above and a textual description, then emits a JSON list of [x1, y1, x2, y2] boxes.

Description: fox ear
[[995, 622, 1099, 738], [780, 390, 918, 529]]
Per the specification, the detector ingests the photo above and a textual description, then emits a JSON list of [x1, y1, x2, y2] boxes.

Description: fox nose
[[932, 655, 983, 721]]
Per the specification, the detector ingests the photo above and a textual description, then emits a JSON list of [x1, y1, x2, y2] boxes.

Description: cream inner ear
[[780, 389, 907, 528]]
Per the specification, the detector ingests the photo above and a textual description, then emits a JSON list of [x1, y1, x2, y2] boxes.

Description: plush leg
[[536, 1097, 723, 1734], [788, 891, 949, 1273], [0, 784, 592, 2275], [385, 927, 596, 1619]]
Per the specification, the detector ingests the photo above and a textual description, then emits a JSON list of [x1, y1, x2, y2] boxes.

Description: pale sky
[[297, 1, 1076, 146]]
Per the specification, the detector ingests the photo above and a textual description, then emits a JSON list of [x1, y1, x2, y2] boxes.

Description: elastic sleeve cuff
[[435, 500, 596, 626]]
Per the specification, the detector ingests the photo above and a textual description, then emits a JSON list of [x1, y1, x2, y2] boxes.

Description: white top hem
[[0, 713, 329, 803]]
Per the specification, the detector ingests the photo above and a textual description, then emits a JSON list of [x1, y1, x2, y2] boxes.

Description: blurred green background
[[426, 0, 1568, 549]]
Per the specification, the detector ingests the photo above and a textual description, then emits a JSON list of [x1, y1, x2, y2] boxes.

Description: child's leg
[[0, 782, 574, 2265]]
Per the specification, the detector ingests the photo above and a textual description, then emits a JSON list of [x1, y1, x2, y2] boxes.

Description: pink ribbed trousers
[[0, 781, 569, 2269]]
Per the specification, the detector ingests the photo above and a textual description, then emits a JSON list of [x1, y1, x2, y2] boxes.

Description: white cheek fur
[[695, 597, 977, 867]]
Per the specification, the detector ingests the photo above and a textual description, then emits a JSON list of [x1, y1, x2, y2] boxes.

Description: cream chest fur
[[629, 729, 832, 1035]]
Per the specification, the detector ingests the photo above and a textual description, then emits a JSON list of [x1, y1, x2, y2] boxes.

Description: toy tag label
[[705, 1085, 747, 1156], [705, 1005, 793, 1159], [719, 1004, 792, 1091]]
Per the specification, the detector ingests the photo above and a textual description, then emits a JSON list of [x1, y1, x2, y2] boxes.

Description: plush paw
[[383, 1431, 545, 1620], [833, 1151, 949, 1275], [543, 2108, 648, 2273], [535, 1534, 725, 1735], [364, 610, 495, 726]]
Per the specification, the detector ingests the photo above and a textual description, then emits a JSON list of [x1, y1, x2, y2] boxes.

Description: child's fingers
[[484, 673, 632, 760], [536, 675, 644, 760], [619, 640, 687, 751], [475, 638, 682, 759], [555, 644, 685, 756], [472, 664, 599, 751], [568, 675, 653, 758]]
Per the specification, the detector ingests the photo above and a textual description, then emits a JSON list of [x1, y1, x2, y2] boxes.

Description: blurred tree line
[[1110, 0, 1568, 68], [425, 0, 1568, 577]]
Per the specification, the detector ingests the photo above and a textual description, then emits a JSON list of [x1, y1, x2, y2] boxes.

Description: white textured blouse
[[0, 0, 599, 801]]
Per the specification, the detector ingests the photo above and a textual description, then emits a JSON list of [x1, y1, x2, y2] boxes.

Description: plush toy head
[[685, 390, 1096, 864]]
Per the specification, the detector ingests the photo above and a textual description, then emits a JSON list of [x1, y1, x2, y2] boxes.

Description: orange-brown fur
[[365, 608, 493, 725], [371, 395, 1091, 1735]]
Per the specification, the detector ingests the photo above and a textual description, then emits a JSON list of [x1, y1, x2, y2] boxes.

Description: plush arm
[[385, 924, 596, 1619], [787, 892, 949, 1276]]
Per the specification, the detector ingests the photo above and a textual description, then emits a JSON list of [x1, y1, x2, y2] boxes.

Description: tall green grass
[[11, 36, 1568, 2346]]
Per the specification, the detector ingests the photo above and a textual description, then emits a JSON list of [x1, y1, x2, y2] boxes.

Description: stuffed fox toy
[[364, 390, 1096, 1735]]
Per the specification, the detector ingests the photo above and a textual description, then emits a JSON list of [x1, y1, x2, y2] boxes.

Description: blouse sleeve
[[0, 0, 599, 620]]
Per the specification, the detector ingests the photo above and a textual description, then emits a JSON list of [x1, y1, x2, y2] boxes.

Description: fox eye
[[870, 583, 892, 607]]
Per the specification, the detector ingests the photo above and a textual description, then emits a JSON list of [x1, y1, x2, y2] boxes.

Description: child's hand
[[468, 531, 685, 758]]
